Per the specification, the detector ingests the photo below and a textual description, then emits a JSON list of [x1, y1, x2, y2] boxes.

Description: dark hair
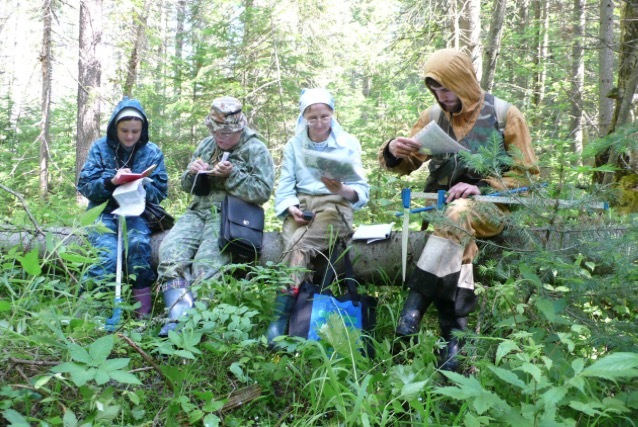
[[425, 77, 443, 89]]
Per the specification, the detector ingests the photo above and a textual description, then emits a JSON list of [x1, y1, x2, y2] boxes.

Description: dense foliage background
[[1, 0, 637, 425]]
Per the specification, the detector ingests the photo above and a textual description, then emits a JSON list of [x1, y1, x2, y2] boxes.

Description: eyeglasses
[[305, 116, 332, 126], [214, 130, 239, 139]]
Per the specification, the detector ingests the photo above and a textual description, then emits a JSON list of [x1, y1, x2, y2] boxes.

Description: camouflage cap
[[205, 96, 248, 134]]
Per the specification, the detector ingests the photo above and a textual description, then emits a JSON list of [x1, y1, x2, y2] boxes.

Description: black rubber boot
[[266, 292, 295, 349], [396, 289, 433, 337], [437, 315, 468, 372]]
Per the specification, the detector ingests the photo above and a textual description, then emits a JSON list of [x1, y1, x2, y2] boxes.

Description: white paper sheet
[[413, 121, 467, 155], [352, 223, 394, 243]]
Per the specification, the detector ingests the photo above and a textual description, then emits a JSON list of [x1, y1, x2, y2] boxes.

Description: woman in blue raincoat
[[77, 97, 168, 318]]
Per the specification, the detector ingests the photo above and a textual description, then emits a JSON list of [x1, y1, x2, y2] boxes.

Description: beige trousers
[[281, 194, 354, 287]]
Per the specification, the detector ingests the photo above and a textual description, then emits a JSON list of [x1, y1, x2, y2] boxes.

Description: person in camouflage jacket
[[157, 96, 275, 336]]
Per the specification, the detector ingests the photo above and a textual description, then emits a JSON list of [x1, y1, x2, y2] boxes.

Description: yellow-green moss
[[617, 174, 638, 214]]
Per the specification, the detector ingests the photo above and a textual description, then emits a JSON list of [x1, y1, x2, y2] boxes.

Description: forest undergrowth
[[1, 188, 637, 426]]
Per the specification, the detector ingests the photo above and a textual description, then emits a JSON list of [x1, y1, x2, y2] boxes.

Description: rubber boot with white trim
[[158, 283, 194, 337]]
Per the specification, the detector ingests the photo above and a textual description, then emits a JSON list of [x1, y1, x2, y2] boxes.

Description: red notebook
[[114, 164, 157, 185]]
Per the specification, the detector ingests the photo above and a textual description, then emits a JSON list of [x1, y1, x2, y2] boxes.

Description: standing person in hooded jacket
[[156, 96, 275, 337], [379, 49, 538, 371], [78, 97, 168, 319]]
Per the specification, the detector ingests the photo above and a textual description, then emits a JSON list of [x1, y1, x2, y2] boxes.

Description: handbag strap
[[320, 241, 359, 298]]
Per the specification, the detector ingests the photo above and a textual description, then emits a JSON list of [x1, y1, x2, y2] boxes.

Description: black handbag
[[142, 202, 174, 232], [218, 195, 265, 259], [288, 244, 377, 358]]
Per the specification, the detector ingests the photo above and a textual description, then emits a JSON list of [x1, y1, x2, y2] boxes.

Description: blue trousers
[[86, 213, 156, 290]]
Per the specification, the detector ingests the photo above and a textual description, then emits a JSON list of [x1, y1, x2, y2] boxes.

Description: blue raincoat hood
[[106, 97, 150, 149]]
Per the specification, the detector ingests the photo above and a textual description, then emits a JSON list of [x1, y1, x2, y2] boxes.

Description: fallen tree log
[[0, 227, 427, 285], [0, 225, 630, 286]]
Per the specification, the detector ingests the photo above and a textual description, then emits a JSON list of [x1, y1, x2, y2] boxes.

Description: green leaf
[[59, 252, 95, 264], [203, 414, 221, 427], [63, 409, 78, 427], [487, 365, 527, 389], [95, 404, 120, 422], [188, 410, 205, 424], [33, 375, 52, 389], [101, 358, 130, 372], [464, 413, 493, 427], [494, 315, 528, 328], [18, 248, 41, 276], [0, 300, 11, 312], [399, 380, 428, 400], [88, 335, 114, 365], [473, 391, 508, 415], [67, 343, 92, 364], [2, 409, 30, 427], [174, 350, 196, 359], [126, 390, 140, 405], [571, 358, 585, 375], [435, 386, 469, 400], [581, 352, 638, 379], [80, 203, 106, 227], [495, 340, 519, 365], [535, 298, 556, 322], [568, 400, 603, 416], [109, 370, 142, 385], [52, 362, 83, 375], [94, 369, 110, 385], [515, 362, 542, 383], [540, 386, 568, 409], [557, 332, 575, 353], [203, 400, 225, 412], [69, 367, 96, 387]]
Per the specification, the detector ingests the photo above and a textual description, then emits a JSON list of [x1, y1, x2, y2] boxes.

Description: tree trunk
[[514, 0, 531, 105], [481, 0, 507, 91], [612, 0, 638, 130], [598, 0, 615, 137], [76, 0, 103, 196], [458, 0, 482, 77], [123, 0, 151, 97], [0, 228, 427, 286], [600, 0, 638, 185], [0, 226, 626, 286], [448, 0, 459, 48], [39, 0, 53, 200], [569, 0, 585, 160], [174, 0, 186, 97], [533, 0, 549, 110]]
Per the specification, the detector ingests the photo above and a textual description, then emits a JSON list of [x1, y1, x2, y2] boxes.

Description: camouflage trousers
[[157, 205, 230, 290], [281, 193, 354, 287], [432, 198, 507, 264]]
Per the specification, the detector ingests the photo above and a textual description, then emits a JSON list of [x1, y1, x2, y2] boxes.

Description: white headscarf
[[295, 88, 347, 142]]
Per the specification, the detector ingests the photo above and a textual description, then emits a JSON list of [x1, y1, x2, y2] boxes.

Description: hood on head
[[106, 97, 149, 148], [423, 49, 482, 115]]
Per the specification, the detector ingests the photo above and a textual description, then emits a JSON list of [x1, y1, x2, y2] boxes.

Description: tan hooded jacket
[[379, 49, 538, 190]]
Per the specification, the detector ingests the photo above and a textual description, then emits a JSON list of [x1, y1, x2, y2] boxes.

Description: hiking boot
[[158, 286, 194, 337]]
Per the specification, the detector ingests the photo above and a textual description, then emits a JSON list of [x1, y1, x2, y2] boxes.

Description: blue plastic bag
[[307, 293, 363, 341]]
